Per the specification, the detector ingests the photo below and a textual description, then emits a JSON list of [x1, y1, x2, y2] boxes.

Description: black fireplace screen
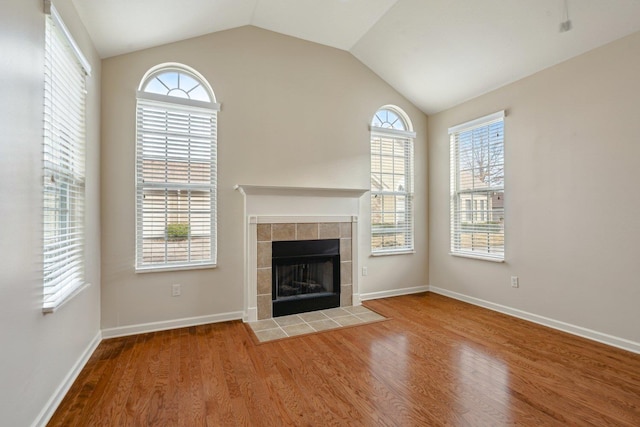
[[275, 259, 333, 298], [272, 239, 340, 316]]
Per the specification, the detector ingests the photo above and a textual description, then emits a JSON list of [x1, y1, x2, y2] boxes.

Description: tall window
[[370, 106, 415, 254], [136, 64, 219, 271], [449, 111, 505, 261], [42, 3, 92, 312]]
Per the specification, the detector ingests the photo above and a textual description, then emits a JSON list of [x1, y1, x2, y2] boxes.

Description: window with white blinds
[[136, 66, 219, 271], [42, 3, 91, 312], [370, 107, 416, 254], [449, 111, 505, 261]]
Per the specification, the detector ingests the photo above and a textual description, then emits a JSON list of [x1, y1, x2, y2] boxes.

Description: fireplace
[[235, 182, 367, 322], [272, 239, 340, 317], [252, 219, 354, 320]]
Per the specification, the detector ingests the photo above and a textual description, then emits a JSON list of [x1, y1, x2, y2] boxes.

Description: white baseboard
[[360, 285, 428, 301], [352, 293, 361, 306], [101, 311, 244, 339], [245, 307, 257, 323], [32, 331, 102, 427], [429, 286, 640, 355]]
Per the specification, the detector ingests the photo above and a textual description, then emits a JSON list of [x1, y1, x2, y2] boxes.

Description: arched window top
[[370, 105, 415, 138], [371, 105, 413, 132], [138, 63, 216, 106]]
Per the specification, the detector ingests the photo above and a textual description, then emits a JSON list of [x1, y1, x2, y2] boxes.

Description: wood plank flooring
[[48, 293, 640, 426]]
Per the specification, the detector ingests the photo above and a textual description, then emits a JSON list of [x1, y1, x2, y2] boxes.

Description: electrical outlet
[[172, 284, 181, 296], [511, 276, 519, 288], [362, 266, 368, 276]]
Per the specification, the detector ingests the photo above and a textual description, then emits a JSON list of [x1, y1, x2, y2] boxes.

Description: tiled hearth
[[248, 305, 386, 342], [256, 221, 353, 320]]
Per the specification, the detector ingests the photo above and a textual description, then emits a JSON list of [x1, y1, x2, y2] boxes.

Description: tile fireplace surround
[[236, 185, 367, 322], [256, 220, 353, 320]]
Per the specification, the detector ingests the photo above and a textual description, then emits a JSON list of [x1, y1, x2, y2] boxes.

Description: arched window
[[370, 106, 415, 254], [135, 64, 220, 270]]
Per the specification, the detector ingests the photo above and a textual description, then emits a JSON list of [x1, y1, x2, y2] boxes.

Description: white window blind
[[42, 3, 90, 312], [136, 67, 218, 271], [370, 107, 416, 254], [449, 111, 505, 261]]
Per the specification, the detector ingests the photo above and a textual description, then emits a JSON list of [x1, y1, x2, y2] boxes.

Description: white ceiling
[[72, 0, 640, 114]]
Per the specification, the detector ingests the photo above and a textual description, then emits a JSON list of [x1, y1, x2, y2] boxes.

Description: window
[[136, 64, 219, 271], [370, 106, 415, 254], [449, 111, 505, 261], [42, 3, 92, 312]]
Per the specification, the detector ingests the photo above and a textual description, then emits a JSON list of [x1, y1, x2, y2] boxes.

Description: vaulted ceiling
[[72, 0, 640, 114]]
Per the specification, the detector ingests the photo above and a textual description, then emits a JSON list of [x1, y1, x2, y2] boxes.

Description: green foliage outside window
[[167, 222, 190, 240]]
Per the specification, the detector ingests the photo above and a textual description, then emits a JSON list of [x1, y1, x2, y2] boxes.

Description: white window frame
[[42, 1, 92, 312], [449, 111, 505, 262], [370, 106, 416, 255], [135, 64, 220, 272]]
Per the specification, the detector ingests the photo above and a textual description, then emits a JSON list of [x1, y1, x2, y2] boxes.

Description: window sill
[[136, 262, 217, 274], [450, 252, 504, 263], [43, 282, 92, 314], [371, 249, 415, 257]]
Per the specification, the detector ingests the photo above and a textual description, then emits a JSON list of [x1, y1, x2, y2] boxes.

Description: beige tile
[[308, 319, 341, 331], [319, 223, 340, 239], [257, 224, 272, 242], [299, 311, 329, 322], [249, 319, 279, 332], [257, 294, 272, 320], [344, 305, 373, 315], [335, 315, 365, 327], [257, 268, 272, 295], [296, 223, 318, 240], [340, 238, 352, 261], [257, 242, 272, 268], [252, 307, 387, 342], [340, 222, 352, 238], [356, 311, 386, 322], [340, 261, 352, 285], [340, 285, 352, 307], [272, 223, 296, 241], [282, 323, 315, 337], [321, 307, 351, 319], [274, 314, 304, 327], [255, 328, 288, 342]]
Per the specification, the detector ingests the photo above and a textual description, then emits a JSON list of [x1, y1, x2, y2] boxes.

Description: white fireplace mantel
[[236, 184, 367, 322], [234, 184, 368, 198]]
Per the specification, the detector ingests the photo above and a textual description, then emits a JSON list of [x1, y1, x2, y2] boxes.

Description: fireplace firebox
[[272, 239, 340, 317]]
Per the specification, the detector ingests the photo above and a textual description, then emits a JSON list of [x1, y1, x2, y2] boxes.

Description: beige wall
[[100, 26, 428, 330], [428, 31, 640, 343], [0, 0, 101, 425]]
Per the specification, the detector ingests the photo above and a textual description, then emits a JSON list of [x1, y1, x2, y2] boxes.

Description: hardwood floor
[[48, 293, 640, 426]]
